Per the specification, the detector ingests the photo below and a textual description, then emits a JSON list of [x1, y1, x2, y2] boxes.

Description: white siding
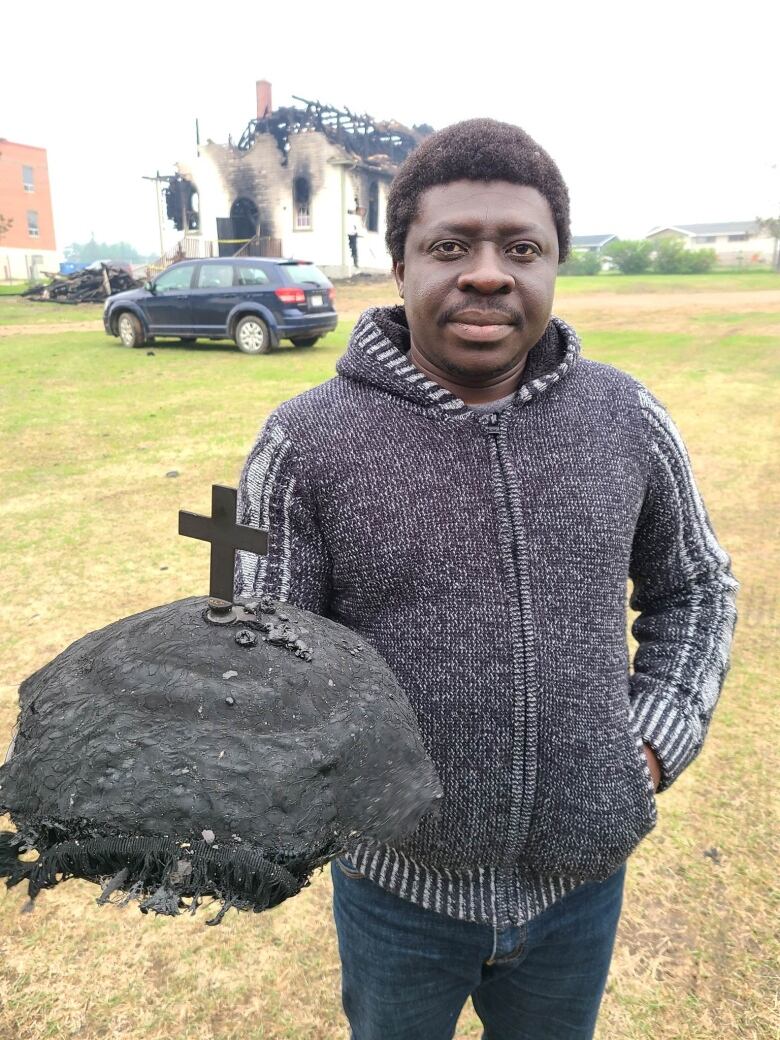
[[0, 247, 60, 281]]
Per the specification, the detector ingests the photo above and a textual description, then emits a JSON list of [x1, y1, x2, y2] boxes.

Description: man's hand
[[643, 743, 661, 791]]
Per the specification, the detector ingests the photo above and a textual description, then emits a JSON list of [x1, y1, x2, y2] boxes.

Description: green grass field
[[0, 300, 103, 325], [1, 273, 778, 1039], [554, 270, 780, 294]]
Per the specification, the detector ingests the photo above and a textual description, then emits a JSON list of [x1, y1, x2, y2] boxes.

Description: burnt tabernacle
[[0, 489, 442, 924]]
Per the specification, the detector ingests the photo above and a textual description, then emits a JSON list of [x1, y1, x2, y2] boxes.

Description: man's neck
[[407, 341, 527, 406]]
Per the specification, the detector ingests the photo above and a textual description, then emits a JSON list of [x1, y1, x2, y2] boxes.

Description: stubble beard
[[437, 346, 524, 384]]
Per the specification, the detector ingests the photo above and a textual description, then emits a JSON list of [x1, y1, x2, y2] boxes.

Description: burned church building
[[164, 82, 432, 278]]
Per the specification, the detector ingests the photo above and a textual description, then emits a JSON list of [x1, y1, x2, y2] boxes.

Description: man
[[347, 206, 361, 267], [235, 119, 737, 1040]]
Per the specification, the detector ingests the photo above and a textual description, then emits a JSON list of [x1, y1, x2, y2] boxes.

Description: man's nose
[[456, 248, 514, 295]]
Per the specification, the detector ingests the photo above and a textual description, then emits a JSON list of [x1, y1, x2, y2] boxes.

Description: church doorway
[[218, 197, 259, 255]]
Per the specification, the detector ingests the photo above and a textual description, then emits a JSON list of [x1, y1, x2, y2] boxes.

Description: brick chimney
[[256, 80, 272, 119]]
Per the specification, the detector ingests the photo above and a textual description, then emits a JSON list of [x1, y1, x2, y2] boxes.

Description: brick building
[[0, 139, 58, 281]]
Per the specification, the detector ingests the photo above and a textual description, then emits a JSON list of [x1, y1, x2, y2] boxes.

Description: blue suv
[[104, 257, 338, 354]]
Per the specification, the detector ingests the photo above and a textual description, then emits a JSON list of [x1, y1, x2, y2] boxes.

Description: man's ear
[[393, 260, 405, 299]]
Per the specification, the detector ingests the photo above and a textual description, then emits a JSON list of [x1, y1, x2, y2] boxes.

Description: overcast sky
[[2, 0, 777, 255]]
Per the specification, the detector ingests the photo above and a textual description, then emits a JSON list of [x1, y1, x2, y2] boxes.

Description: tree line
[[63, 238, 156, 264]]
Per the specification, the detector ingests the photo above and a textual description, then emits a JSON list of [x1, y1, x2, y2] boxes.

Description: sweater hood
[[335, 305, 581, 417]]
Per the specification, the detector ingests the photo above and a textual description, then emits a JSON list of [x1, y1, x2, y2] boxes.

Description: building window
[[27, 210, 39, 238], [22, 165, 35, 193], [727, 233, 747, 241], [367, 180, 379, 233], [293, 176, 311, 230], [694, 235, 716, 244]]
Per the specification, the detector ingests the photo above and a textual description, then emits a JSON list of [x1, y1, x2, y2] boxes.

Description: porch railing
[[146, 236, 217, 277], [231, 233, 284, 258], [146, 233, 284, 277]]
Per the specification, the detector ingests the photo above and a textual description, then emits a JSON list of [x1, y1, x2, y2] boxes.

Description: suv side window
[[196, 264, 235, 289], [154, 264, 195, 292], [237, 264, 271, 286]]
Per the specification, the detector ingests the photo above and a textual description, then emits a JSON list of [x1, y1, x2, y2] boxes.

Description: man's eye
[[432, 241, 466, 257], [508, 243, 540, 258]]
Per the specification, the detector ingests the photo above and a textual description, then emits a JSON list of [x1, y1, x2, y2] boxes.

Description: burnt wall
[[204, 133, 340, 244], [198, 133, 394, 269], [204, 138, 277, 241]]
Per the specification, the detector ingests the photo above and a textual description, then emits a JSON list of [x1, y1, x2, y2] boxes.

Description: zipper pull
[[485, 412, 500, 431]]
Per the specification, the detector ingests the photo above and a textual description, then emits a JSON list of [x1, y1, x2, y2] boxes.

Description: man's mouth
[[446, 311, 517, 343]]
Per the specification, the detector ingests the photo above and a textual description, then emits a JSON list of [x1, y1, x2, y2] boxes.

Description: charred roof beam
[[234, 96, 430, 167]]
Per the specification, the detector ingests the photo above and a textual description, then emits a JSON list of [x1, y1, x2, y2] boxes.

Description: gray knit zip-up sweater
[[234, 306, 737, 928]]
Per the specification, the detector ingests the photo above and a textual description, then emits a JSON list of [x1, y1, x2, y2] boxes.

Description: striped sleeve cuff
[[629, 695, 701, 793]]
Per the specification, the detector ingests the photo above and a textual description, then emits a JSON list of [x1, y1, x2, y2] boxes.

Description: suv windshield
[[282, 264, 330, 288]]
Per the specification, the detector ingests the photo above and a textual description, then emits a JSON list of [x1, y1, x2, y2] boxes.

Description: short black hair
[[385, 118, 571, 263]]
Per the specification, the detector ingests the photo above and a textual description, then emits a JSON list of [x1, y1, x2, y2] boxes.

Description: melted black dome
[[0, 595, 441, 923]]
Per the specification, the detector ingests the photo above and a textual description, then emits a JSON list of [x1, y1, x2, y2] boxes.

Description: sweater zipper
[[485, 410, 538, 862]]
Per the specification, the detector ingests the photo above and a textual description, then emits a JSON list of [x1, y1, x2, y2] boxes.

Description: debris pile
[[22, 262, 142, 304]]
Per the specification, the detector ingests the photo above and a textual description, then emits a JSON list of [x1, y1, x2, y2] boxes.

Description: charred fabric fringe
[[0, 830, 339, 925]]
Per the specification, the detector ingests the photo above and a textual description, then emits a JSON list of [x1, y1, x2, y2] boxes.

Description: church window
[[293, 176, 311, 230], [367, 181, 379, 232]]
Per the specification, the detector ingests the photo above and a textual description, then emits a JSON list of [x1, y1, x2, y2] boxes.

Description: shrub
[[682, 248, 716, 273], [652, 238, 688, 274], [559, 250, 601, 275], [652, 238, 716, 274], [604, 239, 653, 274]]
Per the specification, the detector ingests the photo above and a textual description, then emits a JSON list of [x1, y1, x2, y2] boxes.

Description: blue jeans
[[331, 859, 625, 1040]]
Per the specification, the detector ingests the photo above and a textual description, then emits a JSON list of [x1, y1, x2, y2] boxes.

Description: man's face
[[394, 180, 559, 384]]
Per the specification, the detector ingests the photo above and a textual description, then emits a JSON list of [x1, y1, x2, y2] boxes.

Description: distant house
[[571, 234, 618, 253], [645, 222, 774, 266], [0, 139, 59, 281]]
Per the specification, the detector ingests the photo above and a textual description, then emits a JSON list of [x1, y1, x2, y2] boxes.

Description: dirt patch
[[554, 290, 780, 333], [556, 289, 780, 314], [0, 320, 103, 337]]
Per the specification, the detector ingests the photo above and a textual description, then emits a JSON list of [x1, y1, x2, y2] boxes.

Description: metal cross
[[179, 485, 268, 602]]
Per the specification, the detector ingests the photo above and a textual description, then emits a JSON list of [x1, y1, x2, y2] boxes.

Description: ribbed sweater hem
[[343, 842, 583, 929]]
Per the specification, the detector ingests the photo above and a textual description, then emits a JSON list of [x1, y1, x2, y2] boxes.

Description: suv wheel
[[235, 315, 271, 355], [290, 336, 319, 348], [117, 312, 145, 348]]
